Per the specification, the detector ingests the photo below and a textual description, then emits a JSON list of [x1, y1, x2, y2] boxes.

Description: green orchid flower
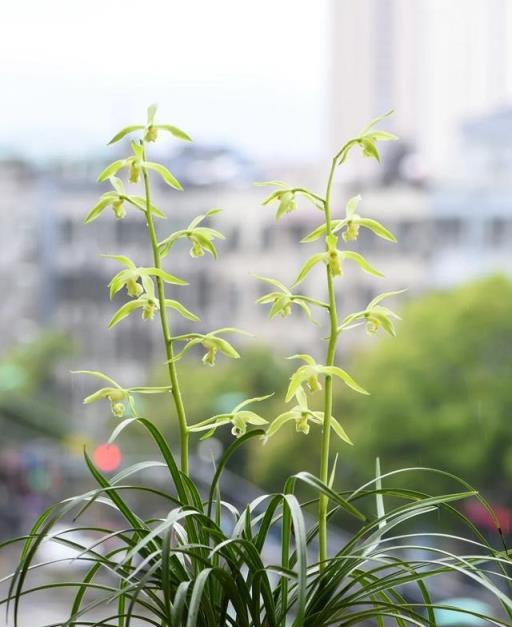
[[336, 111, 398, 165], [169, 328, 252, 366], [107, 104, 192, 146], [103, 254, 187, 299], [84, 176, 166, 223], [188, 394, 272, 439], [294, 235, 384, 285], [257, 181, 325, 220], [158, 209, 225, 259], [301, 195, 397, 244], [98, 141, 183, 190], [255, 276, 327, 323], [108, 275, 199, 327], [339, 290, 405, 336], [72, 370, 173, 417], [265, 387, 352, 445], [286, 354, 368, 402]]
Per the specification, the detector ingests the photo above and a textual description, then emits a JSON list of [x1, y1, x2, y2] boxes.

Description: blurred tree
[[251, 275, 512, 500], [0, 332, 72, 439]]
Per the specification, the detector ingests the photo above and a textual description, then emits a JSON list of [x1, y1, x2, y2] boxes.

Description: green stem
[[141, 147, 189, 475], [318, 157, 339, 568]]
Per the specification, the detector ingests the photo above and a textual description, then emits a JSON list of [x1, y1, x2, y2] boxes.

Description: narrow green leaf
[[282, 494, 307, 625], [375, 457, 386, 525], [293, 471, 366, 520], [207, 430, 265, 517]]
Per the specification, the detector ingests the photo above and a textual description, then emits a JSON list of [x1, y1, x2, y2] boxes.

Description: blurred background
[[1, 0, 512, 622]]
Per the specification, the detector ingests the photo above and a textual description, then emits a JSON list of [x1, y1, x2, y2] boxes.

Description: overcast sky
[[0, 0, 328, 161]]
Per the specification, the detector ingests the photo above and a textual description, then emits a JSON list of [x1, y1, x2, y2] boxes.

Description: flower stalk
[[141, 147, 190, 474], [318, 157, 340, 567], [259, 111, 400, 571]]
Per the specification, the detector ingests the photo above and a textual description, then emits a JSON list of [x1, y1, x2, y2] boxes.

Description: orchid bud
[[112, 198, 126, 219], [296, 413, 310, 435], [144, 125, 158, 142], [129, 162, 140, 184], [342, 221, 360, 242]]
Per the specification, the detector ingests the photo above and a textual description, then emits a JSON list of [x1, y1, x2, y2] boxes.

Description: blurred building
[[430, 107, 512, 286], [329, 0, 511, 180], [0, 160, 40, 350]]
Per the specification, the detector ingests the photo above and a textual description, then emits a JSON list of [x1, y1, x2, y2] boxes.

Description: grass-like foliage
[[1, 106, 512, 626]]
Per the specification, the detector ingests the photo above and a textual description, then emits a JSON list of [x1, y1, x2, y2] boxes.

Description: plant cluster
[[2, 107, 512, 626]]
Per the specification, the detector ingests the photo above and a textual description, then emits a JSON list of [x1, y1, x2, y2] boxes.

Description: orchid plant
[[3, 106, 512, 627]]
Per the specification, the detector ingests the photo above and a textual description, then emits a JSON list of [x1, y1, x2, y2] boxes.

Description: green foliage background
[[251, 274, 512, 499]]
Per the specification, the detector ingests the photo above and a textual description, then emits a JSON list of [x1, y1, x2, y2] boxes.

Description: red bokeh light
[[93, 443, 122, 472]]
